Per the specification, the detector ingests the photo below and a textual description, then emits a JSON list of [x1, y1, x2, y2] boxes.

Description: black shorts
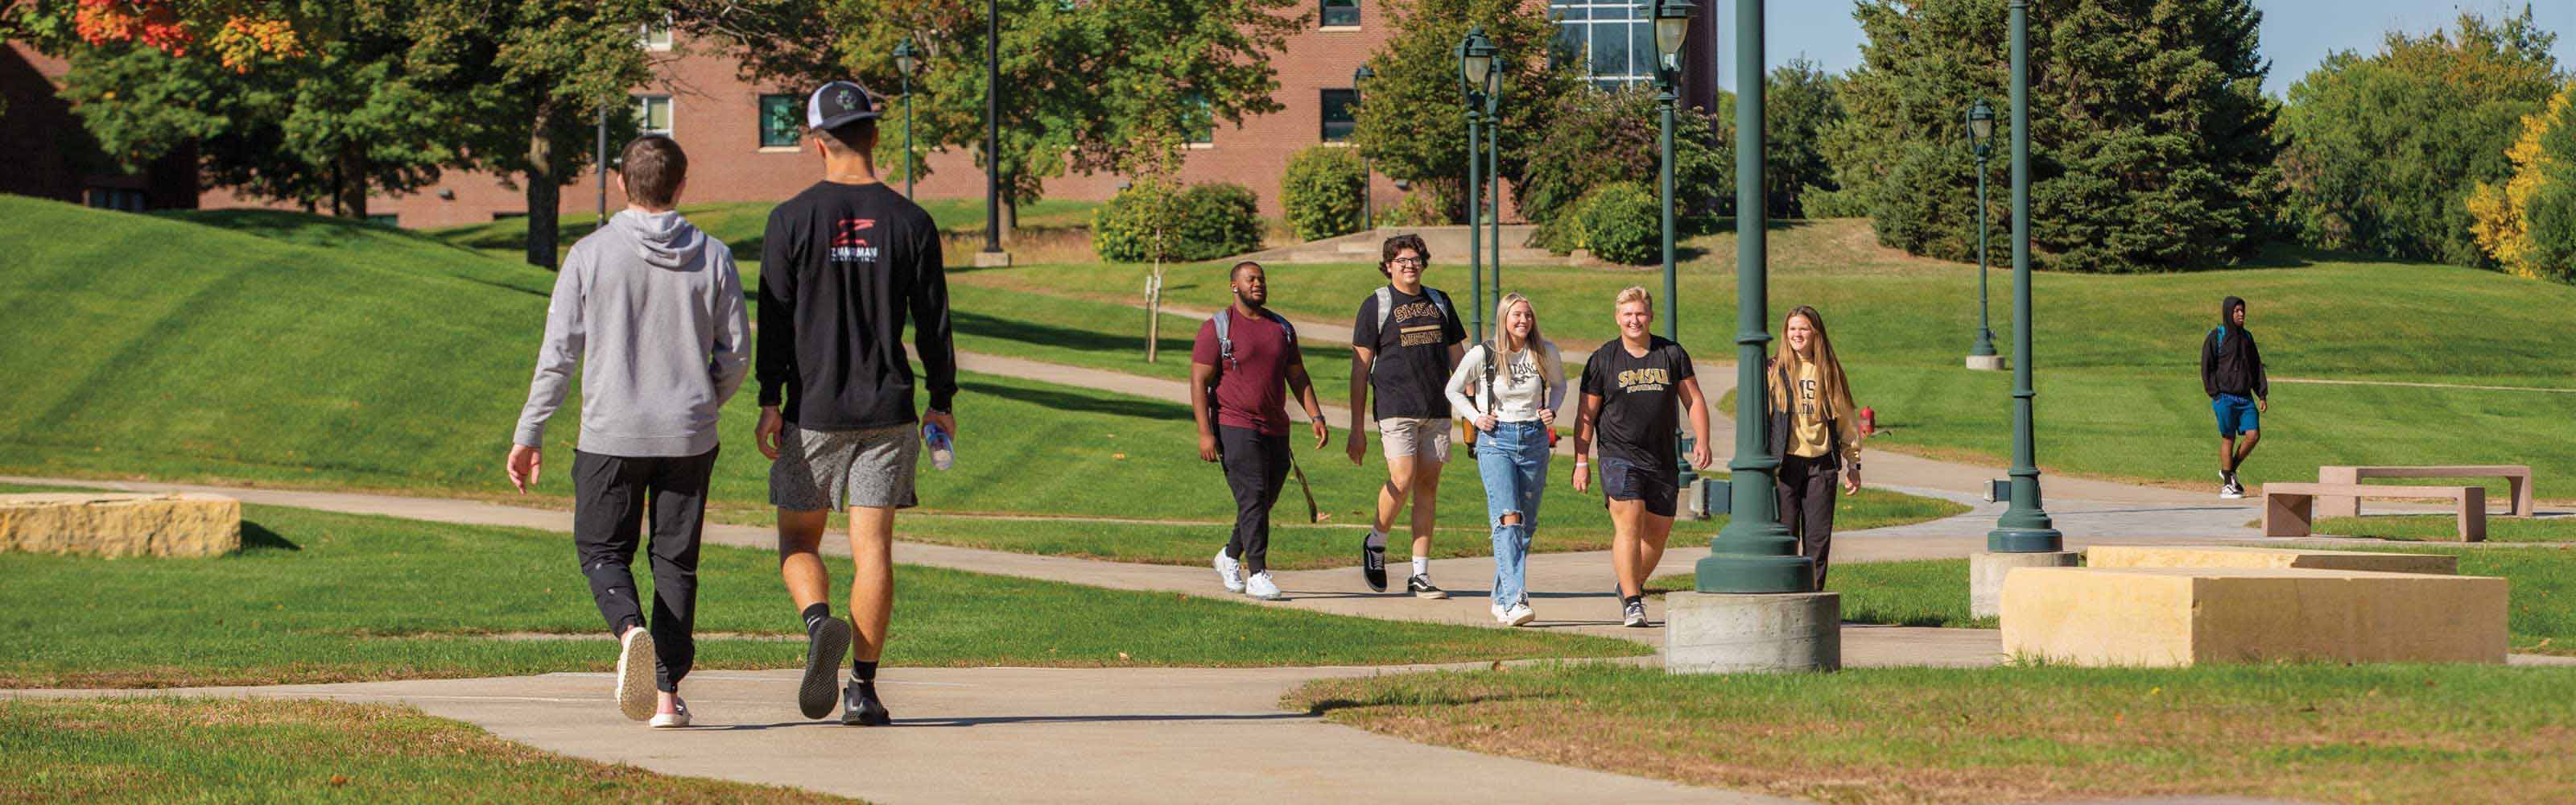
[[1600, 456, 1678, 518]]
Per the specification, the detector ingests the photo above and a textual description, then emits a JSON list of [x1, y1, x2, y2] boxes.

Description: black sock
[[1622, 594, 1642, 607], [851, 660, 878, 682], [801, 602, 832, 633], [621, 615, 646, 635]]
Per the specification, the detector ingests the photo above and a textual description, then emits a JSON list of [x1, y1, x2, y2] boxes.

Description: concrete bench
[[2317, 464, 2534, 518], [2000, 566, 2506, 667], [2263, 482, 2484, 542], [0, 493, 241, 557], [2087, 545, 2455, 575]]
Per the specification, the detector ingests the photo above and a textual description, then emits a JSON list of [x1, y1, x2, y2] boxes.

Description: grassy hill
[[956, 219, 2576, 498], [1, 196, 1966, 551]]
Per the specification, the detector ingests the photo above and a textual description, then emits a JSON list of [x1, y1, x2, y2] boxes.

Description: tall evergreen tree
[[1823, 0, 2280, 273], [2277, 9, 2562, 267]]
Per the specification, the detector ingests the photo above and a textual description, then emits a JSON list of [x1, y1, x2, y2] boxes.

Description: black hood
[[2219, 295, 2244, 330]]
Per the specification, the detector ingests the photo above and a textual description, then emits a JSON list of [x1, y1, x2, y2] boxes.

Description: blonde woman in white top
[[1443, 292, 1565, 626]]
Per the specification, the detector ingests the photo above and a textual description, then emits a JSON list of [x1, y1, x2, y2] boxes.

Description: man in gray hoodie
[[508, 134, 751, 728]]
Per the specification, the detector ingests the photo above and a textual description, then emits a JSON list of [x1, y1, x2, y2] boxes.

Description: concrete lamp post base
[[1970, 550, 2080, 619], [1963, 354, 2006, 371], [972, 251, 1014, 268], [1665, 591, 1841, 674]]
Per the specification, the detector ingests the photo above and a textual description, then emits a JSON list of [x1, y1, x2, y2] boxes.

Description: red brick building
[[11, 3, 1720, 229]]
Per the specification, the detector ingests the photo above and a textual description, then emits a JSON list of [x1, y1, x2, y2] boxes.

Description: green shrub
[[1798, 184, 1872, 219], [1518, 85, 1724, 253], [1578, 182, 1658, 265], [1382, 183, 1456, 227], [1092, 181, 1265, 262], [1281, 147, 1368, 241]]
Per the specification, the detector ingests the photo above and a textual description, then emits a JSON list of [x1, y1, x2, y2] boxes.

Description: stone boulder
[[0, 493, 242, 558]]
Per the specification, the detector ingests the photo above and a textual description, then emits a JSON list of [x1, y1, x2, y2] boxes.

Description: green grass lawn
[[0, 698, 858, 803], [0, 196, 1965, 543], [1665, 548, 2576, 654], [2316, 514, 2576, 543], [956, 221, 2576, 500], [1285, 662, 2576, 805], [0, 504, 1643, 688]]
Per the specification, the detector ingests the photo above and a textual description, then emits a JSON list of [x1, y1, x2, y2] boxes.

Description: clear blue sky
[[1722, 1, 2576, 97]]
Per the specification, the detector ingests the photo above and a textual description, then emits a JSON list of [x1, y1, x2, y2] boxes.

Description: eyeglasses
[[1389, 257, 1424, 267]]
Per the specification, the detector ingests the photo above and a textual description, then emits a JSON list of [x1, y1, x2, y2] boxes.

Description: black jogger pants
[[572, 447, 718, 693]]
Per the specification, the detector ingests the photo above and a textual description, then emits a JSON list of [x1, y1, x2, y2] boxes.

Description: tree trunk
[[335, 145, 368, 219], [525, 105, 560, 270], [1002, 196, 1019, 246]]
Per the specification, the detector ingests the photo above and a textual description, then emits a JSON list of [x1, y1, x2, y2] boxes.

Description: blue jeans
[[1475, 420, 1551, 609]]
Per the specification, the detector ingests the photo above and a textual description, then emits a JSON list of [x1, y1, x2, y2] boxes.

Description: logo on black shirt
[[831, 218, 881, 262]]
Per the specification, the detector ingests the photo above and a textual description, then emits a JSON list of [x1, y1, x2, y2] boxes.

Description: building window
[[634, 94, 673, 135], [367, 213, 400, 228], [1320, 89, 1358, 142], [1320, 0, 1360, 27], [1549, 1, 1653, 90], [638, 15, 673, 50], [1184, 93, 1215, 145], [83, 188, 146, 213], [758, 94, 802, 148]]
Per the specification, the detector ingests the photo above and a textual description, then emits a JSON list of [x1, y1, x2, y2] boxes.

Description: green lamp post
[[1650, 0, 1696, 485], [894, 37, 920, 200], [1988, 0, 2062, 553], [1354, 64, 1375, 231], [1695, 0, 1811, 593], [1966, 98, 1997, 363], [1459, 27, 1496, 344], [980, 0, 1004, 259]]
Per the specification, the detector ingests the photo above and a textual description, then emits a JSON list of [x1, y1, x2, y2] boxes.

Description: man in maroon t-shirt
[[1191, 262, 1330, 601]]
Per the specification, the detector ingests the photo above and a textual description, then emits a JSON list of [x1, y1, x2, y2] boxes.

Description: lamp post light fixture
[[1988, 0, 2063, 554], [1458, 27, 1496, 343], [1354, 64, 1374, 232], [1695, 0, 1812, 593], [1650, 0, 1695, 485], [1964, 97, 1999, 367], [894, 37, 920, 200]]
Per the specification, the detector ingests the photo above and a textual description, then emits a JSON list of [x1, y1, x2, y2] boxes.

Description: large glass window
[[1321, 0, 1360, 27], [1548, 1, 1654, 90], [638, 15, 673, 50], [634, 94, 673, 135], [1320, 89, 1358, 142], [758, 94, 801, 147]]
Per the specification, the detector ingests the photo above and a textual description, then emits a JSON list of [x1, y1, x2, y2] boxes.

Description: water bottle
[[923, 421, 954, 471]]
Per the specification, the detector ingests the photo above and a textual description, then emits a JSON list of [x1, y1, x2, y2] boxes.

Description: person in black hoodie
[[2200, 296, 2268, 499]]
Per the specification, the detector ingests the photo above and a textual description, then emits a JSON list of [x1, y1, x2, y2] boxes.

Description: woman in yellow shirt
[[1767, 305, 1863, 589]]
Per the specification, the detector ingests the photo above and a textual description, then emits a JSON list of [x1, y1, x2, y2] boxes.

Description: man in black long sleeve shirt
[[753, 80, 957, 728]]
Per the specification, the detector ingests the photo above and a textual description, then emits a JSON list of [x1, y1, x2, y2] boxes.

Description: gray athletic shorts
[[769, 423, 921, 511]]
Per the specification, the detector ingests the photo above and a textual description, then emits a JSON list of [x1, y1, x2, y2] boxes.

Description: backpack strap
[[1373, 287, 1395, 337], [1214, 308, 1236, 369]]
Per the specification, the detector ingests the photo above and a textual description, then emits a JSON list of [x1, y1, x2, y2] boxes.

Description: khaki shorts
[[1375, 417, 1451, 464]]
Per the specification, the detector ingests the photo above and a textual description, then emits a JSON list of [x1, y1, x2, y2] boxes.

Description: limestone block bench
[[2262, 482, 2483, 542], [2316, 464, 2534, 518], [2087, 545, 2455, 575], [2000, 566, 2505, 667], [0, 493, 241, 558]]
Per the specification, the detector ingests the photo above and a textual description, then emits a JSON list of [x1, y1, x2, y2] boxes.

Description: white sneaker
[[614, 627, 655, 721], [1214, 551, 1245, 593], [648, 697, 691, 728], [1245, 571, 1284, 601], [2220, 481, 2245, 500], [1498, 602, 1536, 627]]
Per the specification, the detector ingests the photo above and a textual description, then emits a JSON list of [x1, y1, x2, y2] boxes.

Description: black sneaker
[[1623, 599, 1649, 628], [1360, 534, 1389, 592], [1406, 574, 1448, 600], [841, 679, 891, 726], [798, 618, 852, 720]]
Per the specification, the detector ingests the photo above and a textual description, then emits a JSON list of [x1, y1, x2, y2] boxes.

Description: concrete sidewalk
[[4, 666, 1789, 805]]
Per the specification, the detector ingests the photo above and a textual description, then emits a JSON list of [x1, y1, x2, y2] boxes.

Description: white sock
[[1411, 556, 1429, 577], [1365, 530, 1387, 550]]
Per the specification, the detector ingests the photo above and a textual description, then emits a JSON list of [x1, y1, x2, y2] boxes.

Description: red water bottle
[[1858, 407, 1876, 436]]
